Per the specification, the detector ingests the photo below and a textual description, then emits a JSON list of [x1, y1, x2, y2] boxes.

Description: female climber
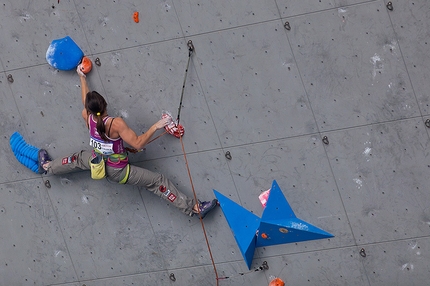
[[37, 63, 217, 218]]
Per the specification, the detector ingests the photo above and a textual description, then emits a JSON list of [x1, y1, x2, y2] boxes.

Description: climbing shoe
[[38, 149, 52, 174], [195, 199, 218, 219]]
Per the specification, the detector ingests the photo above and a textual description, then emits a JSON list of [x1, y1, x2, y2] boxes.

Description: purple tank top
[[88, 114, 125, 155]]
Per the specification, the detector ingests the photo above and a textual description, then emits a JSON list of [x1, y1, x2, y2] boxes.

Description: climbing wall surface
[[1, 0, 429, 285]]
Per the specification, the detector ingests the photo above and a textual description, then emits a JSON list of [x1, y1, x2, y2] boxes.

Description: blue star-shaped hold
[[214, 180, 334, 269]]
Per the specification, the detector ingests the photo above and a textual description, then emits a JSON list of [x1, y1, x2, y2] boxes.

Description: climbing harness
[[99, 152, 130, 183], [118, 164, 130, 184]]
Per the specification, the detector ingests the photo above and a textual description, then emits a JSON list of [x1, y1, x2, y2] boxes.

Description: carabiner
[[44, 180, 51, 189], [322, 136, 329, 145], [359, 248, 366, 257], [169, 273, 176, 281], [225, 151, 232, 160], [95, 57, 101, 66], [261, 261, 269, 270], [386, 2, 393, 11]]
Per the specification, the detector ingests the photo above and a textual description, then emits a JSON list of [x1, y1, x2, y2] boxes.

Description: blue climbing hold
[[46, 36, 84, 70], [213, 190, 260, 269], [10, 132, 40, 173], [214, 180, 334, 269], [10, 132, 38, 161], [15, 153, 39, 173]]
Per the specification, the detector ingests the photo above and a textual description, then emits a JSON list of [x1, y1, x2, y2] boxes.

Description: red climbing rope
[[179, 134, 220, 285]]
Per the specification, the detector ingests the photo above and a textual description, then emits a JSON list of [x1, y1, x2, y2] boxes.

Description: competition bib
[[89, 137, 114, 155]]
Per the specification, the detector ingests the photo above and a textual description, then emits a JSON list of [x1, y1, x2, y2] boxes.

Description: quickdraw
[[161, 40, 194, 139], [284, 21, 291, 31], [7, 74, 14, 83], [176, 40, 195, 124], [125, 41, 193, 151]]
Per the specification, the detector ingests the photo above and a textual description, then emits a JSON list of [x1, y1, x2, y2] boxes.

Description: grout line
[[127, 114, 430, 166], [383, 0, 429, 126], [253, 233, 430, 260]]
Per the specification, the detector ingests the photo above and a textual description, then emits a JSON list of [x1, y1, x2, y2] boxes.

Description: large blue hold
[[214, 180, 334, 269], [10, 132, 40, 173], [46, 36, 84, 70]]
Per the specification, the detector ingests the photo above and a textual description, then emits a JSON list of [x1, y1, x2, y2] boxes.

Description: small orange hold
[[79, 56, 92, 74], [133, 11, 139, 23], [261, 233, 268, 239], [269, 277, 285, 286]]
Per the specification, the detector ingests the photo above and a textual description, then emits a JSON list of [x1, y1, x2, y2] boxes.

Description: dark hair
[[85, 91, 109, 141]]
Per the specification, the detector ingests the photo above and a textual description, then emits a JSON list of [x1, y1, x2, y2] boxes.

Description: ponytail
[[85, 91, 109, 141], [94, 113, 109, 141]]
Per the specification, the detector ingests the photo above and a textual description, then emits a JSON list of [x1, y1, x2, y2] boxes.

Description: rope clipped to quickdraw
[[176, 40, 221, 285], [126, 41, 195, 153], [176, 40, 194, 124]]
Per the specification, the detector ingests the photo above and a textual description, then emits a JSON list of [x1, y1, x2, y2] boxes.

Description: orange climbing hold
[[261, 233, 268, 239], [269, 277, 285, 286], [133, 11, 139, 23], [79, 56, 92, 74]]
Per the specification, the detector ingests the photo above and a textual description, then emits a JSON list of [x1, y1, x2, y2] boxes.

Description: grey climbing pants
[[47, 150, 196, 216]]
